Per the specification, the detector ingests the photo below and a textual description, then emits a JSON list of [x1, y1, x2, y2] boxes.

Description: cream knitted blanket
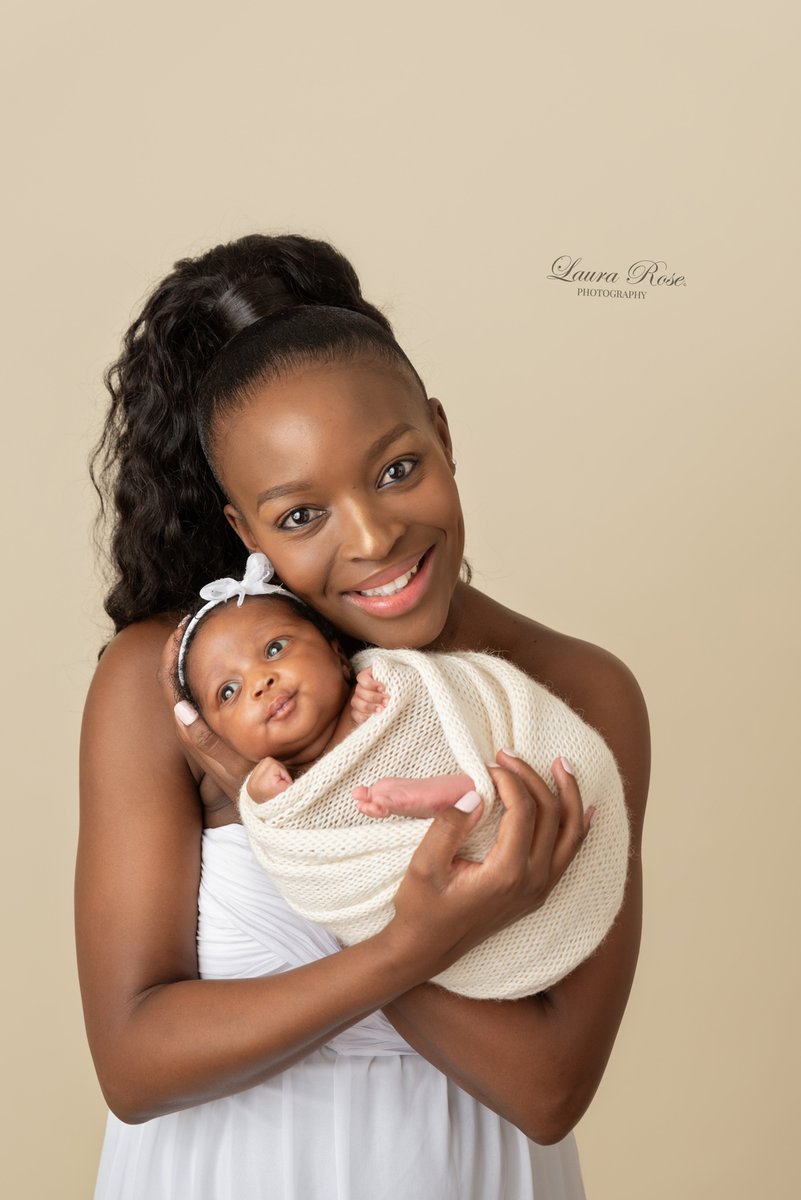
[[238, 648, 629, 1000]]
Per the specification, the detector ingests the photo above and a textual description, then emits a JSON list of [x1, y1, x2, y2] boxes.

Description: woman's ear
[[428, 397, 456, 472], [224, 503, 260, 553]]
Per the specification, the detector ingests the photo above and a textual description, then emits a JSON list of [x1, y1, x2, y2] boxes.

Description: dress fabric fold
[[93, 825, 586, 1200]]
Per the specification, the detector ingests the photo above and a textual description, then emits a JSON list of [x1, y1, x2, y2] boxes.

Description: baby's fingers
[[353, 668, 389, 711]]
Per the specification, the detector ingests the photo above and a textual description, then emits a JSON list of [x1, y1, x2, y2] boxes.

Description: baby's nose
[[251, 672, 276, 698]]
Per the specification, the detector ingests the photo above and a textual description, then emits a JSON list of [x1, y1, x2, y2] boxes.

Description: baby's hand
[[350, 667, 390, 725], [244, 757, 293, 804]]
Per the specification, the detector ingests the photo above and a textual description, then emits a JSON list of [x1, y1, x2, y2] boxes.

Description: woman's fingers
[[549, 756, 593, 876], [172, 702, 253, 796], [158, 620, 252, 800], [479, 759, 539, 877], [405, 796, 485, 880], [491, 750, 590, 888], [157, 619, 186, 707]]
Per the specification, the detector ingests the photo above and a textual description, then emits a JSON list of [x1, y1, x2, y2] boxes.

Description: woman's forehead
[[217, 360, 431, 484]]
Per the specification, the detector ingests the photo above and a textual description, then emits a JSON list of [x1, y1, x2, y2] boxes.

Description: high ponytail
[[91, 234, 421, 632]]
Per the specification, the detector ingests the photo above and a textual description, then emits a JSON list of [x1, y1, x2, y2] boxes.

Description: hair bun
[[206, 234, 392, 342]]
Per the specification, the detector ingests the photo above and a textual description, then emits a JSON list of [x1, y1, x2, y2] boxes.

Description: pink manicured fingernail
[[499, 747, 519, 758], [560, 756, 574, 775], [586, 805, 597, 828], [454, 790, 482, 813], [175, 701, 198, 726]]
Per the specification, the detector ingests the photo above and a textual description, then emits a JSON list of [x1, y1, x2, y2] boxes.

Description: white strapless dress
[[94, 825, 586, 1200]]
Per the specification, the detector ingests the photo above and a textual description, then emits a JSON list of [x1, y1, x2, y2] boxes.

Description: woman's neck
[[428, 582, 508, 654]]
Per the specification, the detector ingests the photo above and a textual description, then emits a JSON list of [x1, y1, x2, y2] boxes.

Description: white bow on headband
[[177, 552, 297, 688]]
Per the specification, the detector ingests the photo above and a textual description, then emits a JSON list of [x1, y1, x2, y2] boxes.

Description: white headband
[[177, 552, 298, 690]]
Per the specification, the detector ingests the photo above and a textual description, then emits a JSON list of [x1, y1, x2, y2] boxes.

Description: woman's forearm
[[384, 857, 642, 1145], [89, 926, 434, 1124]]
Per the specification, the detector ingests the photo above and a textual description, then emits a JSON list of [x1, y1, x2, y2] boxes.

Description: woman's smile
[[217, 359, 465, 648], [342, 545, 435, 616]]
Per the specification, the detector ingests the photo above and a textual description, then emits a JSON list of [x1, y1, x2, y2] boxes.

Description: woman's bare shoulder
[[81, 613, 194, 798], [90, 613, 179, 684], [459, 587, 650, 827]]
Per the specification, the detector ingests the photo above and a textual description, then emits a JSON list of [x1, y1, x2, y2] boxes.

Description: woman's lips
[[347, 550, 426, 594], [343, 547, 434, 617]]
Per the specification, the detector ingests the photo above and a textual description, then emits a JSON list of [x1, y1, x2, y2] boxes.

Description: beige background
[[2, 1, 799, 1196]]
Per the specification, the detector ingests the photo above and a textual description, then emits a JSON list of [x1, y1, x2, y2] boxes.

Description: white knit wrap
[[238, 648, 629, 1000]]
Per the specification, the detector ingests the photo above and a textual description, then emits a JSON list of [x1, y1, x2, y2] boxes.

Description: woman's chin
[[336, 545, 460, 650], [342, 597, 452, 651]]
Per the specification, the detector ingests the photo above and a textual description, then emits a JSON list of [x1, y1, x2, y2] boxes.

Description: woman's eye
[[378, 457, 418, 488], [277, 506, 324, 530], [265, 638, 289, 659], [219, 681, 240, 704]]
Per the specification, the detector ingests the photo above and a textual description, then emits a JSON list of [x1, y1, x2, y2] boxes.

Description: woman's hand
[[386, 750, 594, 977], [158, 621, 253, 806]]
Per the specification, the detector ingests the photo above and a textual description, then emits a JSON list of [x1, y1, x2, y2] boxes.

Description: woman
[[78, 233, 649, 1199]]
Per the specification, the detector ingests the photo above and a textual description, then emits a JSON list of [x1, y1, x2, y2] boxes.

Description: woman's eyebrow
[[365, 421, 418, 461], [255, 422, 419, 511], [256, 480, 313, 510]]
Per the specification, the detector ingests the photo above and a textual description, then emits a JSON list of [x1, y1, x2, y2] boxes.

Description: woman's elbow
[[93, 1036, 181, 1124], [99, 1071, 165, 1125], [525, 1111, 579, 1147], [519, 1080, 594, 1145]]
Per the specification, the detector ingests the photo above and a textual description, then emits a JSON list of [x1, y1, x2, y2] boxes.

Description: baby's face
[[186, 597, 352, 765]]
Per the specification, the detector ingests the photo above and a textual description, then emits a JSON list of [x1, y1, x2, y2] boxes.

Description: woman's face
[[215, 358, 465, 649]]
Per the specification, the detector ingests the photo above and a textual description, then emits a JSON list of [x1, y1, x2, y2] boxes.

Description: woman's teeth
[[358, 562, 420, 597]]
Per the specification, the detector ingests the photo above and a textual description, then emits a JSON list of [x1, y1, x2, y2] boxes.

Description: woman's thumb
[[413, 791, 484, 868]]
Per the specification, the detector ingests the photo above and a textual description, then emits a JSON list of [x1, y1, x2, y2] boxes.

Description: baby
[[175, 553, 630, 1002], [176, 552, 477, 816]]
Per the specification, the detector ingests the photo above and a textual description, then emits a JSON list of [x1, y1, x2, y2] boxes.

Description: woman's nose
[[339, 496, 406, 562]]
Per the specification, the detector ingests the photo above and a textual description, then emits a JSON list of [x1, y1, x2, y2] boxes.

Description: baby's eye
[[219, 681, 240, 704], [277, 506, 325, 530], [266, 638, 289, 659], [378, 457, 418, 488]]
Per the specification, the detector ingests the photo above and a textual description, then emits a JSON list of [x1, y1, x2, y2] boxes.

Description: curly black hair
[[91, 233, 429, 633]]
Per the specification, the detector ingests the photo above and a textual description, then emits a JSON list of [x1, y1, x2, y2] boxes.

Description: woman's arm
[[76, 618, 586, 1124], [384, 622, 650, 1145]]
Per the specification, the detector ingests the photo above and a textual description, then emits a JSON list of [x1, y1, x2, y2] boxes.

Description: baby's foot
[[353, 773, 476, 818]]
